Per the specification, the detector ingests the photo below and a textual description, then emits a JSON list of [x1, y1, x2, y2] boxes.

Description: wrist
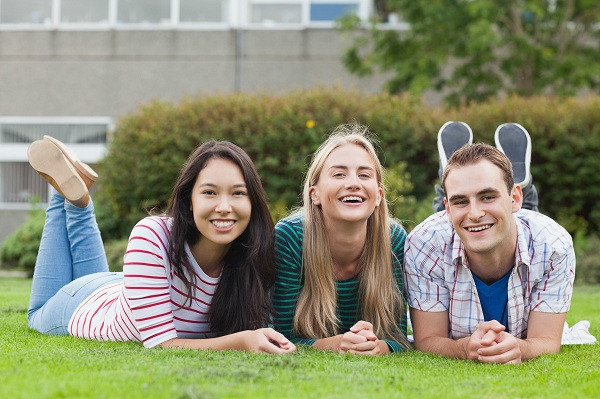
[[379, 340, 391, 354], [461, 336, 471, 360]]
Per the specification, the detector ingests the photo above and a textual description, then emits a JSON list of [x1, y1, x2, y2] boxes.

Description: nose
[[215, 195, 232, 213], [345, 174, 360, 190], [467, 202, 485, 220]]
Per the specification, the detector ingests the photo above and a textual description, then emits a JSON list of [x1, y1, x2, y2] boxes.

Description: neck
[[189, 237, 230, 278], [467, 225, 518, 284], [324, 217, 367, 280]]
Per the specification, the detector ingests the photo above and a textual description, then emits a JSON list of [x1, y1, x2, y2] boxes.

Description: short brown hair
[[442, 143, 514, 194]]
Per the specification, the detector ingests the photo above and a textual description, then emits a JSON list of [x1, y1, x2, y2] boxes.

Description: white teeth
[[341, 196, 364, 203], [212, 220, 234, 228], [467, 225, 492, 232]]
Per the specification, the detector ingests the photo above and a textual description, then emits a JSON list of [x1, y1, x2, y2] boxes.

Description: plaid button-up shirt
[[404, 209, 575, 339]]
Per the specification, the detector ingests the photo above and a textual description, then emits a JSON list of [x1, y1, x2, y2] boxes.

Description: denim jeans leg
[[28, 193, 74, 319], [29, 272, 123, 335], [64, 197, 109, 280]]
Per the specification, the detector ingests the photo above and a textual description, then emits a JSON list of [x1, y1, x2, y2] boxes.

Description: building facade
[[0, 0, 399, 244]]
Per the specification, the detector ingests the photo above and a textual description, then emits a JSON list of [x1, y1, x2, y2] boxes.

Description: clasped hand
[[338, 320, 386, 356], [467, 320, 521, 364]]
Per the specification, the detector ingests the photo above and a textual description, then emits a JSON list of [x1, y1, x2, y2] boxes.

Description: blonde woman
[[273, 124, 410, 355]]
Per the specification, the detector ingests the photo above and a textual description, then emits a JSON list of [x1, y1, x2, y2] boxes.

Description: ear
[[375, 186, 383, 207], [511, 184, 523, 212], [443, 197, 450, 215], [309, 186, 321, 206]]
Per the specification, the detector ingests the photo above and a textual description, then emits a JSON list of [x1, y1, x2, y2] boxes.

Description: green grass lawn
[[1, 277, 598, 399]]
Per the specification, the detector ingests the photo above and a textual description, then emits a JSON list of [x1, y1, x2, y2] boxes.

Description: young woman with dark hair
[[26, 136, 295, 353]]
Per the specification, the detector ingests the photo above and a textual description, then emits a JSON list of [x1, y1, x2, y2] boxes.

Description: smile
[[340, 196, 364, 203], [211, 220, 235, 229], [466, 224, 492, 232]]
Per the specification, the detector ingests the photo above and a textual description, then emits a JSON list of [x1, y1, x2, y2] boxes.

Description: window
[[0, 118, 111, 207], [117, 0, 170, 24], [310, 2, 358, 22], [250, 1, 302, 24], [60, 0, 109, 24], [0, 0, 371, 28], [0, 0, 52, 24], [180, 0, 228, 23]]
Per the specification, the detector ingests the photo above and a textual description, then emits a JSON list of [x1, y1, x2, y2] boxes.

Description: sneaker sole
[[437, 121, 473, 170], [494, 123, 531, 186], [28, 140, 88, 205]]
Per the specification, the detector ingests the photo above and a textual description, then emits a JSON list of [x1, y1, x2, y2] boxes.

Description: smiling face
[[309, 143, 382, 226], [190, 157, 251, 252], [444, 159, 522, 260]]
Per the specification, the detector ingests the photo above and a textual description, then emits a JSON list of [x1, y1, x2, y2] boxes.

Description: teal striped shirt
[[273, 215, 408, 353]]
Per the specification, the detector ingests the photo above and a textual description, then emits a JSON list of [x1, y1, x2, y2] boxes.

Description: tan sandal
[[28, 139, 90, 208], [43, 135, 98, 189]]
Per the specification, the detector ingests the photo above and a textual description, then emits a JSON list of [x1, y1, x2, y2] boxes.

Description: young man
[[404, 122, 575, 364]]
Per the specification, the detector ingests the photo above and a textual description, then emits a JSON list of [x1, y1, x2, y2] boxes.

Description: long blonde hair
[[293, 123, 409, 348]]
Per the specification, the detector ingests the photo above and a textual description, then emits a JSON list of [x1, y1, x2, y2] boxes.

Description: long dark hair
[[165, 141, 275, 335]]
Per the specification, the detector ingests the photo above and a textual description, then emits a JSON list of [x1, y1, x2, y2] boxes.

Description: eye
[[359, 172, 371, 179], [201, 190, 216, 196], [482, 195, 496, 201], [452, 199, 468, 206], [333, 172, 345, 178], [233, 190, 247, 197]]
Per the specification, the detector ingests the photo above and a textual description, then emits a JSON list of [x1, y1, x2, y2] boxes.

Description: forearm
[[414, 336, 470, 359], [518, 336, 561, 361], [311, 335, 343, 352], [517, 311, 566, 361], [160, 332, 248, 351]]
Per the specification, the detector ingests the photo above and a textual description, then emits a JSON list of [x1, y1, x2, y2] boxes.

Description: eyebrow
[[448, 187, 501, 202], [199, 183, 247, 188], [328, 165, 375, 171]]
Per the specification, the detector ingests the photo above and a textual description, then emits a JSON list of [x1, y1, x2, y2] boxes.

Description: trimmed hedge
[[96, 90, 600, 240]]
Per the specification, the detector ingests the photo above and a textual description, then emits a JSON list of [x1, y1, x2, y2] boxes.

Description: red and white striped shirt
[[68, 216, 220, 348]]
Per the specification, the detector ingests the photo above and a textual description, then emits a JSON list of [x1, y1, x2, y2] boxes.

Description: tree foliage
[[341, 0, 600, 104]]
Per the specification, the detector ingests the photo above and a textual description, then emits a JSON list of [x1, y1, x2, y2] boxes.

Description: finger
[[351, 340, 379, 351], [261, 342, 291, 354], [277, 341, 297, 353], [478, 320, 506, 333], [262, 328, 292, 346], [350, 320, 373, 333], [357, 329, 378, 341], [480, 329, 501, 346], [479, 332, 518, 355], [341, 332, 368, 344]]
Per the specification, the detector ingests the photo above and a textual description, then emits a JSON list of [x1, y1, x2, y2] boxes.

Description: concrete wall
[[0, 28, 389, 245], [0, 28, 389, 120], [0, 209, 28, 245]]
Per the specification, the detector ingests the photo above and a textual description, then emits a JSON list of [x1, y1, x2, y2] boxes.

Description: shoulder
[[516, 209, 573, 252], [406, 211, 453, 248], [275, 214, 304, 241], [389, 219, 407, 239], [129, 216, 173, 250], [389, 219, 407, 252]]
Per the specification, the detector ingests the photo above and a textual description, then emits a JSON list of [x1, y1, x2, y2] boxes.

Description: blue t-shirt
[[473, 270, 511, 331]]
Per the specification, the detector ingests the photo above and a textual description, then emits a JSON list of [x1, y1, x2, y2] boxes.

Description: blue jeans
[[27, 193, 123, 335]]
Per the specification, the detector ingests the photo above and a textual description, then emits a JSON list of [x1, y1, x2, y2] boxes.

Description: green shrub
[[0, 208, 45, 274], [574, 233, 600, 285], [104, 238, 128, 272], [0, 211, 129, 276], [94, 90, 600, 240]]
